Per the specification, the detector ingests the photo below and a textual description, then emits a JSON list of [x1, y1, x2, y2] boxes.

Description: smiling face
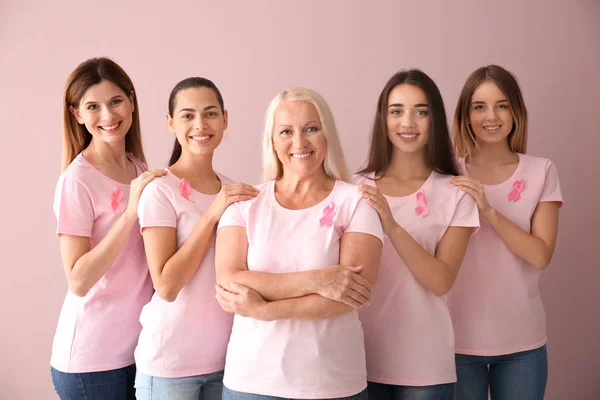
[[272, 100, 328, 179], [70, 79, 135, 145], [167, 86, 228, 157], [386, 83, 430, 155], [469, 80, 514, 146]]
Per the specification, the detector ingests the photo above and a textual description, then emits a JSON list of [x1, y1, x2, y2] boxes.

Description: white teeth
[[484, 126, 500, 131], [400, 134, 417, 138], [292, 152, 311, 159], [191, 136, 210, 141], [101, 123, 119, 130]]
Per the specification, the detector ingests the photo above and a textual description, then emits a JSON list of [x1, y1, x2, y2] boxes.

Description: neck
[[171, 151, 216, 183], [277, 168, 332, 197], [469, 139, 515, 166], [384, 148, 431, 180], [84, 138, 128, 167]]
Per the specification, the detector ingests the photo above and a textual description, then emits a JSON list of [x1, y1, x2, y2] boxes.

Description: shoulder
[[350, 173, 375, 186], [429, 171, 470, 205], [519, 153, 555, 171], [127, 153, 148, 172]]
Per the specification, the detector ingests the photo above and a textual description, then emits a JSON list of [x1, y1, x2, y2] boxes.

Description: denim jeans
[[367, 381, 455, 400], [222, 386, 368, 400], [51, 364, 136, 400], [455, 345, 548, 400], [135, 370, 224, 400]]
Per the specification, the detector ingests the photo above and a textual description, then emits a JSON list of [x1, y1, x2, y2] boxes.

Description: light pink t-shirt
[[134, 169, 234, 378], [217, 179, 384, 399], [353, 172, 479, 386], [51, 153, 153, 373], [448, 153, 563, 356]]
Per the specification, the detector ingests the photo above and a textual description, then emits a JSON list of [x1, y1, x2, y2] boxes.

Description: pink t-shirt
[[51, 153, 153, 373], [134, 169, 234, 378], [448, 153, 563, 356], [217, 179, 384, 399], [353, 172, 479, 386]]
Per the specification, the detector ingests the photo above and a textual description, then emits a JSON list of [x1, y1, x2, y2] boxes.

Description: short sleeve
[[344, 197, 384, 243], [218, 202, 246, 229], [138, 182, 177, 229], [539, 161, 563, 206], [450, 192, 480, 233], [54, 174, 94, 237]]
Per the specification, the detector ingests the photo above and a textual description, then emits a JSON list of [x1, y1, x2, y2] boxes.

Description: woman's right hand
[[313, 265, 372, 308], [207, 183, 260, 222], [126, 170, 167, 219]]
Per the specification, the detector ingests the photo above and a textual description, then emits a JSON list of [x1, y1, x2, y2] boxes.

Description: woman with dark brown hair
[[448, 65, 563, 400], [354, 69, 479, 400], [50, 57, 165, 399]]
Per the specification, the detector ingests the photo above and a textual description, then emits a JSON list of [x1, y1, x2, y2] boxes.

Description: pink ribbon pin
[[415, 189, 429, 217], [179, 179, 194, 203], [320, 202, 337, 227], [508, 179, 524, 202], [111, 186, 123, 211]]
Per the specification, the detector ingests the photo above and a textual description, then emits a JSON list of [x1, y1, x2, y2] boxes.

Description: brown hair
[[61, 57, 145, 171], [167, 77, 225, 166], [359, 69, 458, 178], [452, 65, 528, 158]]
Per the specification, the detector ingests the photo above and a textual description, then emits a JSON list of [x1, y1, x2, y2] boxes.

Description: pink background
[[1, 0, 598, 398]]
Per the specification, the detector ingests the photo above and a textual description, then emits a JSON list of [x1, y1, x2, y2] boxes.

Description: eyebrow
[[82, 95, 123, 106], [178, 105, 219, 113], [471, 99, 509, 105], [388, 103, 429, 108]]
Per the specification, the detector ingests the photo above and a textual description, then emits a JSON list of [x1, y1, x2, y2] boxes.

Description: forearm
[[483, 209, 553, 270], [220, 269, 320, 301], [387, 224, 455, 296], [257, 294, 353, 321], [155, 213, 219, 301], [69, 212, 137, 295]]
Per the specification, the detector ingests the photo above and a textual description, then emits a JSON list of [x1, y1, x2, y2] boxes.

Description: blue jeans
[[367, 381, 455, 400], [51, 364, 136, 400], [222, 386, 368, 400], [455, 345, 548, 400], [135, 370, 224, 400]]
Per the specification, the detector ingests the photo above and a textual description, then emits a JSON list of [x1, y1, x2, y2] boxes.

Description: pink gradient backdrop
[[1, 1, 598, 398]]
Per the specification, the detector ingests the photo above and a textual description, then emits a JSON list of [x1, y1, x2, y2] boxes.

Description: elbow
[[69, 283, 90, 297], [533, 256, 552, 271], [67, 276, 92, 297], [532, 248, 554, 271], [430, 275, 456, 297], [431, 284, 451, 297], [156, 285, 181, 303]]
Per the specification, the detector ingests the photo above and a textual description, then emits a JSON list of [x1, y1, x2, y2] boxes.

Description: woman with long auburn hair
[[354, 69, 479, 400], [448, 65, 563, 400], [51, 57, 165, 399]]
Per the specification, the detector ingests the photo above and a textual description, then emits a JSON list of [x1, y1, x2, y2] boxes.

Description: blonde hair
[[452, 65, 528, 158], [61, 57, 145, 171], [262, 87, 349, 182]]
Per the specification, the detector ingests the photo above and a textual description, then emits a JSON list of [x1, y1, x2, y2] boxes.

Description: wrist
[[480, 207, 496, 222], [256, 301, 274, 321], [122, 209, 138, 226]]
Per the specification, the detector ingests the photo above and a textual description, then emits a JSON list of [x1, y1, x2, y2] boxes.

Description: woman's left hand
[[450, 176, 493, 218], [215, 283, 268, 319]]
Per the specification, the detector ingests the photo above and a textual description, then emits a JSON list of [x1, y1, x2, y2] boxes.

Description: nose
[[292, 131, 308, 148], [100, 105, 114, 121], [194, 116, 207, 130], [484, 107, 500, 121], [400, 113, 416, 129]]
